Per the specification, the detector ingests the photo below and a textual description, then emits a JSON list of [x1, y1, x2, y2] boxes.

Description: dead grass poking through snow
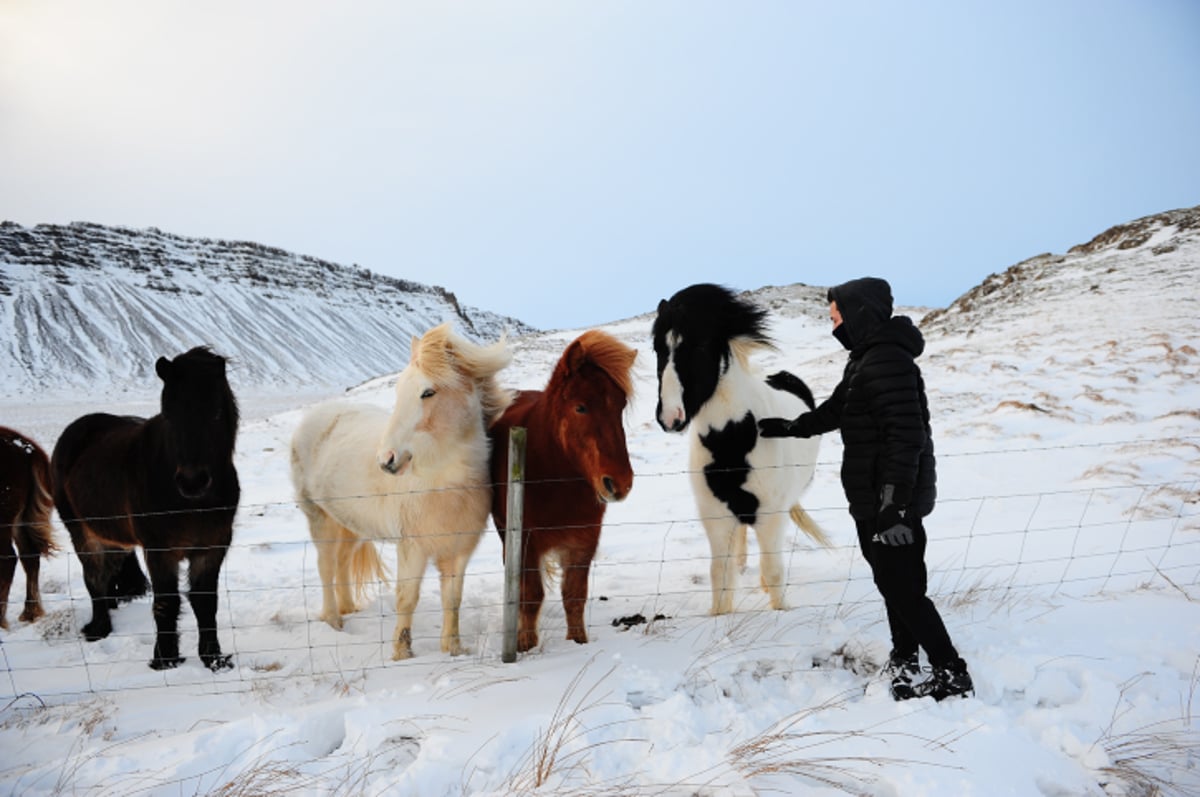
[[1093, 665, 1200, 797], [727, 690, 965, 793], [494, 656, 645, 794]]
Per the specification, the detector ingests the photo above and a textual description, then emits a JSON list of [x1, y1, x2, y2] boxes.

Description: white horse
[[291, 322, 512, 660], [652, 283, 828, 615]]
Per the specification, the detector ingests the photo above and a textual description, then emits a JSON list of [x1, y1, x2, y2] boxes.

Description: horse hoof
[[443, 641, 469, 656], [204, 654, 234, 672], [320, 613, 344, 631], [567, 631, 588, 645], [82, 621, 112, 641], [19, 607, 45, 624], [391, 647, 414, 661], [149, 655, 185, 670]]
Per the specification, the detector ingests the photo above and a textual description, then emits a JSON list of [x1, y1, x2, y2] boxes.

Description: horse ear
[[155, 356, 171, 380], [409, 336, 420, 364], [657, 299, 668, 314], [563, 339, 586, 373]]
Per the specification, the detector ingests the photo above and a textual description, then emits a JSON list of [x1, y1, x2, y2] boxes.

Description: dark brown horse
[[490, 330, 637, 653], [52, 347, 240, 671], [0, 426, 58, 629]]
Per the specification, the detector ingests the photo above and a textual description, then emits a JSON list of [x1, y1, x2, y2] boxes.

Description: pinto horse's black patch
[[699, 412, 759, 525]]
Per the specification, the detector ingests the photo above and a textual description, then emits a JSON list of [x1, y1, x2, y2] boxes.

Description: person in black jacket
[[758, 277, 973, 701]]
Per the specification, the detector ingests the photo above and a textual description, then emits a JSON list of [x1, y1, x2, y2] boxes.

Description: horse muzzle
[[174, 466, 213, 499], [656, 402, 688, 433], [596, 474, 632, 504], [378, 448, 413, 475]]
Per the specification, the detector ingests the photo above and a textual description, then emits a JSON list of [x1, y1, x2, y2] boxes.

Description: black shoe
[[882, 650, 921, 701], [913, 660, 974, 701]]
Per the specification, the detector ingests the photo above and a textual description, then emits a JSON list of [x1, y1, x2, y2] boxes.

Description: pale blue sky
[[2, 1, 1197, 329]]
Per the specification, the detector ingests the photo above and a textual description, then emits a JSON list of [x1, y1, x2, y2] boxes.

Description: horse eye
[[421, 388, 436, 399], [575, 404, 587, 414]]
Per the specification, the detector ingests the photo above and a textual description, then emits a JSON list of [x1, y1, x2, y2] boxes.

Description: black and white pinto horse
[[653, 283, 829, 615]]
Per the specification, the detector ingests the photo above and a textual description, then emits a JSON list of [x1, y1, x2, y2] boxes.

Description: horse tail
[[789, 503, 831, 548], [19, 447, 59, 557], [348, 538, 388, 605]]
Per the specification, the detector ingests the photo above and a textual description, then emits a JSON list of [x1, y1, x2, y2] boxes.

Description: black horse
[[52, 347, 240, 671], [0, 426, 58, 629]]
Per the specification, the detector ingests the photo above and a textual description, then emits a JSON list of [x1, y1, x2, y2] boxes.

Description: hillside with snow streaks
[[0, 222, 534, 397]]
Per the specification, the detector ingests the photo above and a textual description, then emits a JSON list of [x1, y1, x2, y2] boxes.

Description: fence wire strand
[[1, 436, 1198, 700]]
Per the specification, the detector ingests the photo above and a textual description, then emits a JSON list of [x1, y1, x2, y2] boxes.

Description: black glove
[[758, 416, 801, 438], [875, 484, 914, 546], [758, 412, 817, 439]]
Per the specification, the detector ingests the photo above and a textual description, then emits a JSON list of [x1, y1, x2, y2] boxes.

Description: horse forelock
[[566, 330, 637, 399], [412, 323, 513, 424], [659, 283, 775, 352], [160, 348, 240, 451]]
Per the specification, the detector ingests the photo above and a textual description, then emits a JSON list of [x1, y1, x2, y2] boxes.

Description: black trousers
[[854, 515, 960, 668]]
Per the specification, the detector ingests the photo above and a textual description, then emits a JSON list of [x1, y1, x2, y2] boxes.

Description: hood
[[868, 315, 926, 358], [827, 277, 893, 347]]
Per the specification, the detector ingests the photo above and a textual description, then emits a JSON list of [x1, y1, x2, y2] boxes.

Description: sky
[[2, 1, 1198, 330]]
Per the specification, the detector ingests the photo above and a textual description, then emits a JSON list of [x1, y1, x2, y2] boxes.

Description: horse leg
[[560, 538, 599, 645], [391, 538, 427, 660], [188, 547, 232, 672], [753, 512, 788, 610], [308, 511, 346, 630], [705, 518, 745, 615], [76, 541, 126, 641], [144, 547, 185, 669], [435, 553, 470, 656], [333, 524, 361, 618], [14, 528, 45, 623], [517, 543, 545, 653], [0, 527, 15, 629], [110, 550, 149, 604]]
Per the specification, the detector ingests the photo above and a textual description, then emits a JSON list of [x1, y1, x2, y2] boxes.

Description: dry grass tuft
[[727, 691, 962, 793], [1093, 667, 1200, 797], [496, 657, 645, 793]]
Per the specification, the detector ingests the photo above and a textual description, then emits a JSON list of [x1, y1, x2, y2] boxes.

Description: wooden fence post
[[501, 427, 527, 663]]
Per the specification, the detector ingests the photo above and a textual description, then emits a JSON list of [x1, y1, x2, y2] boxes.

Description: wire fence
[[2, 436, 1198, 702]]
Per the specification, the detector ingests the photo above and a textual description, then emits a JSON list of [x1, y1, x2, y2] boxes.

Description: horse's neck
[[697, 357, 764, 428]]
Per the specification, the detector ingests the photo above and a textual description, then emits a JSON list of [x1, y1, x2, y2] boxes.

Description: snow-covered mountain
[[0, 221, 535, 397]]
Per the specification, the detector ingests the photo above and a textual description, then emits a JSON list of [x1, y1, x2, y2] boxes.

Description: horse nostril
[[603, 476, 616, 496], [175, 468, 212, 497]]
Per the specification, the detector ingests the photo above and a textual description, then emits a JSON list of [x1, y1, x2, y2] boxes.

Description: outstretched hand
[[758, 416, 811, 438]]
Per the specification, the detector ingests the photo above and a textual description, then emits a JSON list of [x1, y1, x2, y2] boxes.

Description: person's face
[[829, 301, 843, 328]]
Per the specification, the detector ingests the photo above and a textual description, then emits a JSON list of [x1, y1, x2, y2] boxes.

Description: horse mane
[[559, 330, 637, 398], [412, 323, 514, 424], [656, 283, 777, 362], [171, 345, 241, 431]]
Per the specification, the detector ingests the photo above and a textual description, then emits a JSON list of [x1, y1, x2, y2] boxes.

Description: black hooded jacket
[[794, 278, 937, 521]]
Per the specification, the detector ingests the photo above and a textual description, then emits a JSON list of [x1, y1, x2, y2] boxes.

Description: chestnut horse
[[52, 347, 240, 670], [292, 323, 512, 660], [0, 426, 58, 629], [490, 330, 637, 653]]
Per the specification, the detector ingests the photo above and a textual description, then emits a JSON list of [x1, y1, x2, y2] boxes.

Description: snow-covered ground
[[1, 222, 1199, 795]]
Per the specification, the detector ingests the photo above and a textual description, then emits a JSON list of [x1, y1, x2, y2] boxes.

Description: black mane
[[653, 283, 774, 352]]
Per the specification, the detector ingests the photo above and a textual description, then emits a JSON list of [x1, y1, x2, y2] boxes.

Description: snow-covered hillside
[[0, 222, 534, 398], [0, 206, 1198, 795]]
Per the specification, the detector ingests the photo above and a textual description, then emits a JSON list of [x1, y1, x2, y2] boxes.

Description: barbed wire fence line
[[2, 436, 1197, 702]]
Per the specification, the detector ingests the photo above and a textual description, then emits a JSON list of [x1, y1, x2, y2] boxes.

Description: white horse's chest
[[685, 364, 815, 522]]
